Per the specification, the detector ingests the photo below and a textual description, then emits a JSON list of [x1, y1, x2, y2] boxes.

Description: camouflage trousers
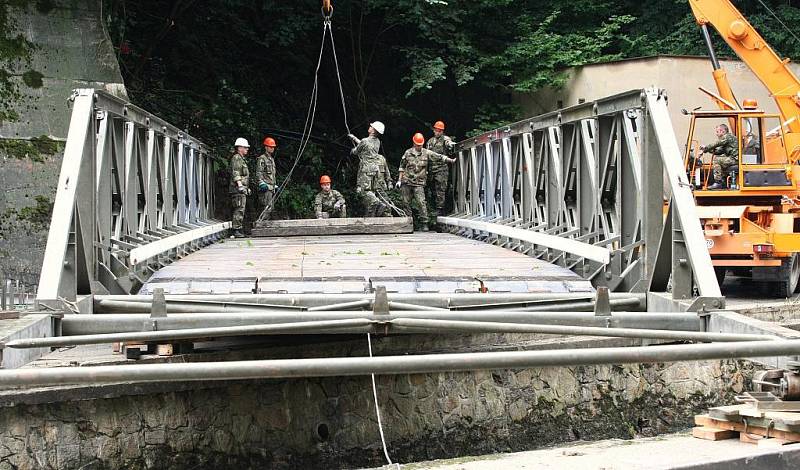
[[712, 155, 738, 183], [231, 194, 246, 230], [319, 205, 347, 218], [401, 184, 428, 225], [360, 190, 389, 217], [428, 166, 449, 214], [257, 189, 274, 222]]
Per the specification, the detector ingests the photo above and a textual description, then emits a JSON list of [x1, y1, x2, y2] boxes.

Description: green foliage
[[0, 135, 63, 162], [0, 2, 35, 124], [102, 0, 800, 218], [21, 69, 43, 88]]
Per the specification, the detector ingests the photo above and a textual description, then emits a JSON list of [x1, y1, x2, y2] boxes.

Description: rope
[[258, 19, 327, 221], [754, 0, 800, 46], [366, 332, 398, 468], [327, 17, 351, 135]]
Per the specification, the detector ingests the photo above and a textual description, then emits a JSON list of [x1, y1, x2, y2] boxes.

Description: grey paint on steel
[[1, 340, 799, 387]]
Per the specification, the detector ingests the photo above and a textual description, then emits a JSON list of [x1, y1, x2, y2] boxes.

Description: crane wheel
[[777, 253, 800, 297]]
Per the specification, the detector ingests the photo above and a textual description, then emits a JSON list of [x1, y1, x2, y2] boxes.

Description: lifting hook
[[322, 0, 332, 16]]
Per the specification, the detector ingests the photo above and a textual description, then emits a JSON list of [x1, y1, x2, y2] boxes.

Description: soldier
[[425, 120, 456, 216], [396, 132, 456, 231], [348, 121, 388, 216], [255, 136, 277, 222], [314, 175, 347, 218], [702, 124, 739, 190], [229, 137, 251, 238]]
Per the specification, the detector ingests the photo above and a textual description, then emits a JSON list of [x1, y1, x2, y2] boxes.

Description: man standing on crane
[[255, 137, 277, 222], [426, 120, 456, 217], [397, 132, 456, 231], [348, 121, 387, 216], [314, 175, 347, 218], [229, 138, 251, 238], [702, 124, 739, 189]]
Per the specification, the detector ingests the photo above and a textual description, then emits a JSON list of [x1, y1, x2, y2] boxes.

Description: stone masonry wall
[[0, 359, 755, 469]]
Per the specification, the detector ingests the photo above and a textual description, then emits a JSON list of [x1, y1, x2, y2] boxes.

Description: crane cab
[[685, 108, 797, 197]]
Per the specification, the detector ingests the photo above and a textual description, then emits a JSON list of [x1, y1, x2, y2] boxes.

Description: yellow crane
[[685, 0, 800, 295]]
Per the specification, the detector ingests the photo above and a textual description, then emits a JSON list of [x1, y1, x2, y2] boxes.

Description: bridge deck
[[140, 233, 593, 295]]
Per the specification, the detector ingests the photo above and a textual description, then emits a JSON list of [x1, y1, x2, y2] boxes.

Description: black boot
[[233, 230, 245, 238], [707, 182, 725, 190]]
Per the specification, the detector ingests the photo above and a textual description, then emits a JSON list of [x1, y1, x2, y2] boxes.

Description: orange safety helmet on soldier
[[263, 137, 277, 147], [320, 175, 332, 184], [433, 120, 445, 130], [412, 133, 425, 145]]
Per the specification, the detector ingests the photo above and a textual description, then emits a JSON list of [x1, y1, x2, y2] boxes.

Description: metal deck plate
[[139, 233, 592, 294]]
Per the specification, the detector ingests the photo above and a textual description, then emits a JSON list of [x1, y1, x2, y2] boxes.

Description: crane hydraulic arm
[[689, 0, 800, 139]]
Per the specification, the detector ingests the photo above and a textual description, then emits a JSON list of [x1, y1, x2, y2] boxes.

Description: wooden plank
[[252, 217, 414, 237], [764, 411, 800, 426], [739, 432, 762, 444], [695, 414, 800, 441], [692, 426, 736, 441], [709, 404, 746, 422]]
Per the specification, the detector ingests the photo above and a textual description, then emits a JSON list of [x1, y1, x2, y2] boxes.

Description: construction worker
[[256, 136, 277, 222], [425, 120, 456, 216], [397, 132, 456, 231], [348, 121, 387, 216], [229, 137, 251, 238], [702, 124, 739, 190], [314, 175, 347, 218]]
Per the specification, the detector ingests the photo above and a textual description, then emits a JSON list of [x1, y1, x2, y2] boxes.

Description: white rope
[[327, 19, 351, 135], [366, 332, 398, 467]]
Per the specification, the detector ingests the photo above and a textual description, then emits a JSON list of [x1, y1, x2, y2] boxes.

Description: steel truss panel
[[36, 89, 223, 305], [442, 88, 722, 309]]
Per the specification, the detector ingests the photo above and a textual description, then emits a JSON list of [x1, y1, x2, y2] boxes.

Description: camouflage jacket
[[357, 153, 392, 192], [351, 135, 381, 160], [425, 134, 455, 171], [399, 147, 450, 186], [256, 153, 276, 186], [314, 190, 345, 216], [228, 154, 249, 194], [705, 133, 739, 158]]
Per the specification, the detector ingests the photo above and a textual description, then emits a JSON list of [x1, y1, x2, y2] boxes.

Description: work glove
[[333, 200, 343, 209], [699, 146, 706, 153], [448, 157, 456, 164], [246, 188, 252, 196], [237, 184, 246, 194], [347, 134, 360, 144], [356, 186, 362, 193], [258, 181, 268, 192], [395, 179, 402, 189]]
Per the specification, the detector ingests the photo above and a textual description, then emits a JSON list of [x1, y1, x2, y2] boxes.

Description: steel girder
[[36, 89, 229, 307], [442, 88, 722, 310]]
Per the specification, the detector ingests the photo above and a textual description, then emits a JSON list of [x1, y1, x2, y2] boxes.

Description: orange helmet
[[320, 175, 332, 185], [263, 136, 276, 147], [433, 120, 445, 130], [412, 132, 425, 145]]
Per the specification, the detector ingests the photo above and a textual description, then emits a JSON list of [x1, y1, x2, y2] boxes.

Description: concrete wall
[[513, 55, 800, 145], [0, 0, 124, 284], [0, 359, 755, 469]]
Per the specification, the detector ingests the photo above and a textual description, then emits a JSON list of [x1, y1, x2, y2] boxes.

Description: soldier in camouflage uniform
[[397, 133, 456, 231], [348, 121, 387, 216], [702, 124, 739, 190], [255, 136, 277, 222], [425, 120, 456, 215], [314, 175, 347, 218], [228, 138, 251, 238]]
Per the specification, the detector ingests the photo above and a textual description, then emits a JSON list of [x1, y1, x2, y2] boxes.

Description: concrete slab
[[383, 433, 800, 470], [0, 314, 53, 369]]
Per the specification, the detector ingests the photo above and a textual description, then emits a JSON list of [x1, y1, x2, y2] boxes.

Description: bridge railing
[[36, 89, 229, 308], [442, 88, 722, 311]]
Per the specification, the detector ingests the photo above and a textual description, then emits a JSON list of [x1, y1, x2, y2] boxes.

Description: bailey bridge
[[0, 85, 795, 380]]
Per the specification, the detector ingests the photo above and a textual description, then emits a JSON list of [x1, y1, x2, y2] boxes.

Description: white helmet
[[234, 137, 250, 148], [370, 121, 385, 135]]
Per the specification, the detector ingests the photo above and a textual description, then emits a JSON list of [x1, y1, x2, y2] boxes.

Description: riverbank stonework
[[0, 359, 755, 469]]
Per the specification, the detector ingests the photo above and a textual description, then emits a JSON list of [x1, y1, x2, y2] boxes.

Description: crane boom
[[689, 0, 800, 137]]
